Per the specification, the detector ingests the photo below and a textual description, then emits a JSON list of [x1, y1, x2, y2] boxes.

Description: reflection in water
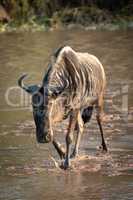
[[0, 30, 133, 200]]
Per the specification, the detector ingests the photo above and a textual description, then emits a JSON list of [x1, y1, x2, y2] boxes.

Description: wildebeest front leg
[[70, 112, 84, 158], [63, 111, 78, 169], [52, 139, 66, 159]]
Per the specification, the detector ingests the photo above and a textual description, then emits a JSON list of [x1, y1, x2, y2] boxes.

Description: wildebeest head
[[18, 74, 53, 143]]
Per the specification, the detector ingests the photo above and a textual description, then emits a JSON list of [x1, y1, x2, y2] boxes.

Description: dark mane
[[53, 45, 66, 59], [43, 63, 52, 84], [43, 45, 66, 84]]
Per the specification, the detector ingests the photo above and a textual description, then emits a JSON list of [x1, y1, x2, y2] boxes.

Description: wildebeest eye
[[39, 110, 44, 115]]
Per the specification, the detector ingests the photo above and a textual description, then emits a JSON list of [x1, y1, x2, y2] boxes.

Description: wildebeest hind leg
[[96, 114, 107, 152], [96, 98, 107, 152]]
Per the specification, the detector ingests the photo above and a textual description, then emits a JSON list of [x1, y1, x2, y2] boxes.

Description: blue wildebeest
[[18, 46, 107, 169]]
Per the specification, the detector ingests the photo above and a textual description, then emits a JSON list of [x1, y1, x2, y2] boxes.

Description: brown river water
[[0, 29, 133, 200]]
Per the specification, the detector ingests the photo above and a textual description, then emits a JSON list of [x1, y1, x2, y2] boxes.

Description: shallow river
[[0, 29, 133, 200]]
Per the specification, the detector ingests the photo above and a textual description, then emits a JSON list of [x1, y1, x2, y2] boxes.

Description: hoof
[[102, 148, 108, 153], [60, 160, 71, 170], [98, 144, 108, 152]]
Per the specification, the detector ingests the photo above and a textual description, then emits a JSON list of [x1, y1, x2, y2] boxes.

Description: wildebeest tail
[[82, 106, 93, 124]]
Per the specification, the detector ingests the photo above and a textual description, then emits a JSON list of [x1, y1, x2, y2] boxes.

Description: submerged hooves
[[98, 145, 108, 153], [56, 146, 108, 171], [60, 163, 71, 170], [103, 147, 108, 153], [60, 165, 71, 170], [59, 159, 73, 170]]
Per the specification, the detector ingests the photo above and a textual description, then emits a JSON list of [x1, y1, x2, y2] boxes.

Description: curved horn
[[18, 74, 31, 93], [18, 74, 40, 94]]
